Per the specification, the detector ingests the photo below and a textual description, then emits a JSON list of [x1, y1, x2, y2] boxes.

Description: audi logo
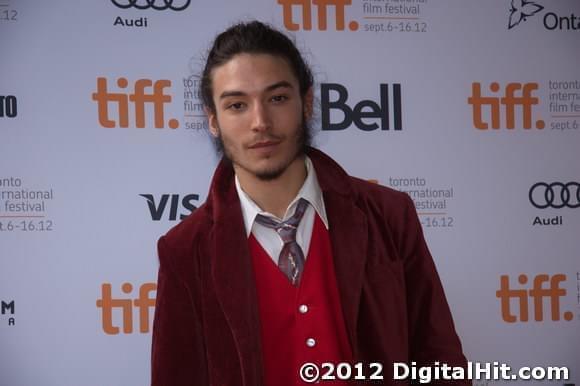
[[110, 0, 191, 11], [528, 182, 580, 209]]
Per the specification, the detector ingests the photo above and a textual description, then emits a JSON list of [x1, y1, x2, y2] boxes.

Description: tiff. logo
[[92, 77, 179, 129], [96, 282, 156, 335], [496, 274, 574, 323], [278, 0, 359, 31], [468, 82, 545, 130]]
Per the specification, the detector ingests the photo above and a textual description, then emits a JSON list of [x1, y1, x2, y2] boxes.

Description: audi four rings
[[528, 182, 580, 209], [110, 0, 191, 11]]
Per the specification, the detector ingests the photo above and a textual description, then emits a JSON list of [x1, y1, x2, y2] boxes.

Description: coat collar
[[207, 147, 369, 383]]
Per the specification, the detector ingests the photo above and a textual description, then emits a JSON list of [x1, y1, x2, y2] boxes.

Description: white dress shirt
[[235, 156, 329, 264]]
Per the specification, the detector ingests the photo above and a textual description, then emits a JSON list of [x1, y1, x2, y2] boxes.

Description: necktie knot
[[254, 198, 309, 285], [255, 198, 308, 233]]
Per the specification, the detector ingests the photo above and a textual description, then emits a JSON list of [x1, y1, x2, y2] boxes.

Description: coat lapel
[[309, 148, 369, 357], [209, 160, 264, 386], [323, 191, 368, 356]]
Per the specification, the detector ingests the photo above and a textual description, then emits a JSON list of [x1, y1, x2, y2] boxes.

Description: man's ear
[[303, 87, 314, 121], [205, 106, 219, 137]]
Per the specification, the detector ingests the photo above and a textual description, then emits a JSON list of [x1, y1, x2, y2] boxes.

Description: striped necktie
[[254, 198, 309, 285]]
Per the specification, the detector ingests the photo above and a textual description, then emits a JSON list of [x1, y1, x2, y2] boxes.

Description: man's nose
[[251, 102, 271, 132]]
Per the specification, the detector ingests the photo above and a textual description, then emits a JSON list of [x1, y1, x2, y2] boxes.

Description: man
[[152, 21, 468, 386]]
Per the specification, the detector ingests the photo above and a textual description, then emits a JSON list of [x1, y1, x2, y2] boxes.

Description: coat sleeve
[[151, 235, 209, 386], [399, 194, 470, 385]]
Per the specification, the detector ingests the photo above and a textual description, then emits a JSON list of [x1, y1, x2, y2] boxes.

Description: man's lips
[[248, 140, 281, 149]]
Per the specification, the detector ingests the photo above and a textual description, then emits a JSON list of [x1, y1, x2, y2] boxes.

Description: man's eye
[[227, 102, 244, 110], [271, 95, 288, 103]]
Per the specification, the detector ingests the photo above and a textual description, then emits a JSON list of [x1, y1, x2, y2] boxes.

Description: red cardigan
[[249, 214, 352, 385], [152, 147, 469, 386]]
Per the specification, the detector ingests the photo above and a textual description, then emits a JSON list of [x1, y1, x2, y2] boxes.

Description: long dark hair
[[201, 20, 314, 114]]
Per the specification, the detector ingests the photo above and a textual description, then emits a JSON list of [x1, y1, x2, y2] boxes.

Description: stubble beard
[[214, 117, 311, 182]]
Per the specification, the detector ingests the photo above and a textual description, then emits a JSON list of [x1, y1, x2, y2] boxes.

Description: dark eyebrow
[[219, 90, 246, 99], [265, 81, 293, 92], [219, 81, 294, 100]]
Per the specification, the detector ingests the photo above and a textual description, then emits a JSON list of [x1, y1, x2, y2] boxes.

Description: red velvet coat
[[151, 147, 468, 386]]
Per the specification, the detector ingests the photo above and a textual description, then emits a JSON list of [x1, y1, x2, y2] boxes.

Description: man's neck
[[235, 155, 307, 219]]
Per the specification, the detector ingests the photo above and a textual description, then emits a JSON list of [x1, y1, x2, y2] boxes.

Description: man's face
[[207, 53, 312, 181]]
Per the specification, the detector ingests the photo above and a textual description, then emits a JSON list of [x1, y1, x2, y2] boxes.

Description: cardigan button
[[298, 304, 309, 314], [306, 338, 316, 347]]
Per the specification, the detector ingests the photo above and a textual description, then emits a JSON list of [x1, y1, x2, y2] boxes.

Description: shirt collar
[[235, 155, 329, 237]]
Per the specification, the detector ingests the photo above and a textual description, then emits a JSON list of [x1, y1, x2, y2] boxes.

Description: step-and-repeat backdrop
[[1, 1, 579, 385]]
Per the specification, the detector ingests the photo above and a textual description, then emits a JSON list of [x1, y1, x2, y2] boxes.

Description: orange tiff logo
[[468, 82, 545, 130], [92, 77, 179, 129], [496, 274, 574, 323], [278, 0, 359, 31], [96, 282, 156, 335]]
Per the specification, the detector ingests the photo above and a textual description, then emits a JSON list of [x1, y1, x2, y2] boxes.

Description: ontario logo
[[508, 0, 544, 29], [507, 0, 580, 31]]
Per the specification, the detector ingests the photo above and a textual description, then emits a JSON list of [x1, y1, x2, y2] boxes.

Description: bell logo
[[321, 83, 402, 131], [468, 82, 545, 130], [278, 0, 359, 31], [92, 77, 179, 129], [96, 282, 156, 335], [495, 274, 574, 323]]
